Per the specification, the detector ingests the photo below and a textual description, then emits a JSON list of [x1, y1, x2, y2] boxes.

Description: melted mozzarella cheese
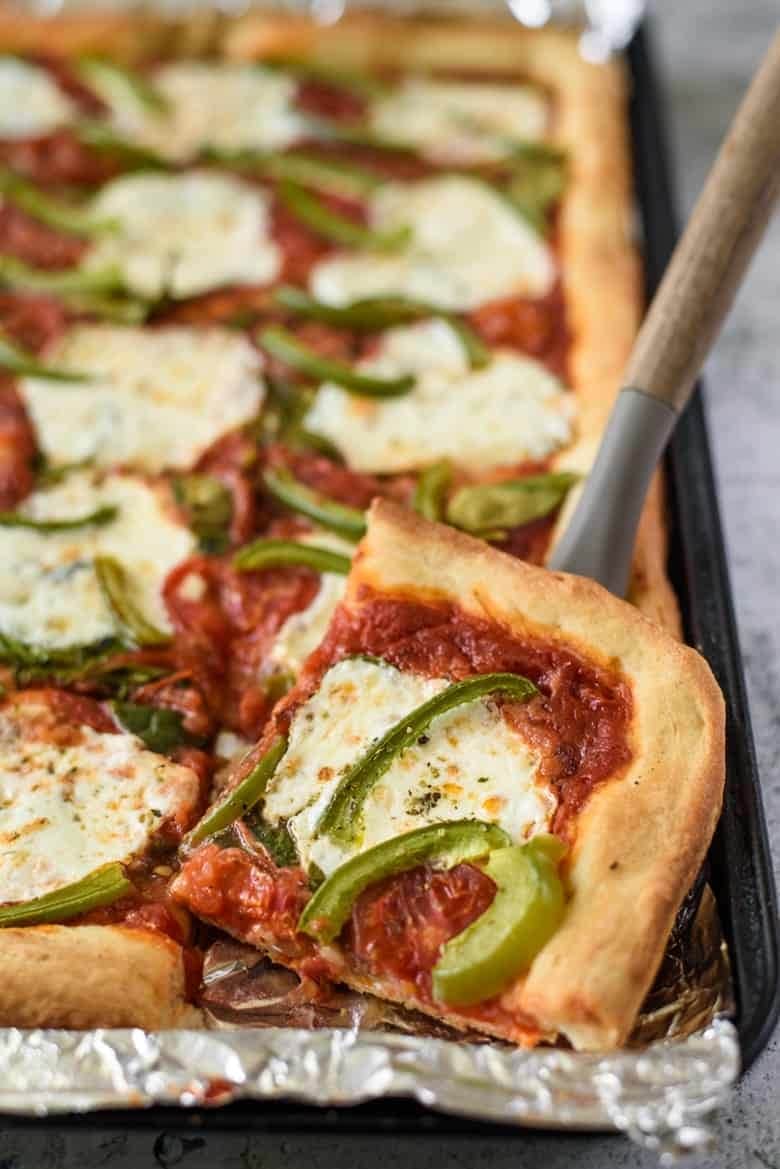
[[268, 532, 354, 677], [20, 325, 264, 472], [85, 172, 281, 299], [0, 470, 194, 649], [0, 699, 199, 903], [370, 78, 547, 163], [0, 58, 76, 140], [304, 319, 574, 472], [99, 63, 307, 162], [263, 657, 555, 876], [310, 175, 555, 311]]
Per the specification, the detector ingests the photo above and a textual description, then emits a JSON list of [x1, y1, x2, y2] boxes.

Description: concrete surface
[[0, 1, 778, 1165]]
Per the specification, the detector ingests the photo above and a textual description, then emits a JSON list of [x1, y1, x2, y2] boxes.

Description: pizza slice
[[0, 687, 203, 1028], [174, 500, 724, 1050]]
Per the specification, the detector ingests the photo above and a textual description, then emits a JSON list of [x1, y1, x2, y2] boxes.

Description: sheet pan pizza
[[0, 8, 724, 1047]]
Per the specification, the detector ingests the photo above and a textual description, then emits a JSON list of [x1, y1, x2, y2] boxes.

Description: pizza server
[[551, 29, 780, 593]]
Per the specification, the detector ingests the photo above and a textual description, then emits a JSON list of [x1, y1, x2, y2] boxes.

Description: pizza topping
[[234, 538, 351, 576], [310, 175, 556, 311], [0, 502, 116, 532], [412, 459, 452, 523], [75, 57, 169, 117], [95, 556, 172, 649], [188, 734, 288, 846], [262, 466, 367, 539], [277, 179, 408, 253], [0, 166, 116, 239], [298, 819, 510, 943], [0, 862, 132, 928], [215, 150, 382, 199], [0, 692, 201, 904], [263, 658, 552, 878], [316, 669, 538, 846], [368, 78, 548, 164], [19, 325, 264, 472], [0, 57, 77, 140], [446, 472, 579, 538], [431, 834, 565, 1005], [91, 63, 307, 163], [0, 330, 92, 382], [84, 172, 282, 299], [304, 319, 573, 472], [260, 324, 415, 398], [0, 470, 194, 651], [112, 700, 194, 755]]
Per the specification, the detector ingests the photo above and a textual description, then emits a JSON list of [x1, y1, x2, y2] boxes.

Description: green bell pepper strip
[[0, 256, 128, 296], [234, 538, 351, 575], [0, 168, 117, 238], [0, 333, 93, 383], [260, 325, 415, 398], [94, 555, 172, 648], [73, 120, 169, 169], [446, 472, 580, 537], [172, 473, 233, 555], [278, 179, 410, 253], [0, 504, 118, 532], [303, 117, 414, 154], [298, 819, 512, 943], [265, 58, 389, 101], [187, 734, 288, 845], [113, 700, 191, 755], [0, 862, 133, 928], [316, 672, 538, 844], [262, 467, 366, 540], [205, 149, 381, 198], [273, 287, 490, 371], [432, 834, 566, 1006], [412, 460, 452, 523], [76, 57, 169, 115]]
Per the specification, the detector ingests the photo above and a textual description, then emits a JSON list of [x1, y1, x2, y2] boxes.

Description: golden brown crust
[[0, 924, 201, 1029], [335, 500, 724, 1050]]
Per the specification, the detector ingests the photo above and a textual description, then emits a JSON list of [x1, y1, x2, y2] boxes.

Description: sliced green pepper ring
[[0, 862, 133, 928], [432, 834, 566, 1006], [298, 819, 512, 943]]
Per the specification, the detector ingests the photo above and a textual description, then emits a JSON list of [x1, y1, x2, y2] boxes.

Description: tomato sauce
[[0, 202, 86, 269]]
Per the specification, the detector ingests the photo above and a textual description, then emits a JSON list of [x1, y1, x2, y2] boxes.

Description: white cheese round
[[304, 319, 574, 472], [268, 532, 354, 677], [85, 171, 281, 299], [98, 63, 307, 162], [20, 324, 264, 472], [370, 78, 548, 164], [0, 696, 200, 904], [263, 657, 555, 877], [310, 175, 555, 311], [0, 57, 76, 140], [0, 470, 195, 650]]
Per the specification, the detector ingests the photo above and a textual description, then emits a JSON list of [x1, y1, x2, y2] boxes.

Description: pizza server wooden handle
[[550, 29, 780, 595]]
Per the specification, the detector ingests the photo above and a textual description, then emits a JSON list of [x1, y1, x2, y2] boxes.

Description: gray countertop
[[1, 3, 778, 1166]]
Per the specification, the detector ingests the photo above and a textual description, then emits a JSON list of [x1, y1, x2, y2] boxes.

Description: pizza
[[0, 10, 722, 1044]]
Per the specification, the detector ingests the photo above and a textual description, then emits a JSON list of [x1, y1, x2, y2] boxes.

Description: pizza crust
[[335, 500, 724, 1049], [0, 924, 201, 1029]]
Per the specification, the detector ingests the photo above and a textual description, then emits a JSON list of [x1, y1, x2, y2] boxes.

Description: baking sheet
[[0, 8, 775, 1159]]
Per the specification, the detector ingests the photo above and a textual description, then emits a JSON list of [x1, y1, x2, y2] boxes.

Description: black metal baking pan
[[3, 18, 778, 1148]]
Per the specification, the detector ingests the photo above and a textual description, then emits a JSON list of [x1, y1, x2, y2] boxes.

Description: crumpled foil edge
[[0, 1019, 738, 1158]]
